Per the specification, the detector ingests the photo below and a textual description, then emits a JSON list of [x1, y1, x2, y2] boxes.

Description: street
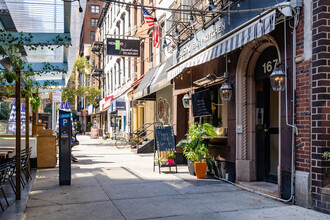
[[22, 136, 329, 220]]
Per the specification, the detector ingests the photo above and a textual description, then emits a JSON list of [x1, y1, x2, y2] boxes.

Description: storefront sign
[[53, 91, 62, 103], [88, 105, 94, 115], [107, 38, 140, 57], [173, 1, 280, 66], [174, 19, 225, 64], [82, 110, 88, 116]]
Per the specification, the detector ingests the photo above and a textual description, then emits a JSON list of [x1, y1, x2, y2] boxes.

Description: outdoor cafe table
[[0, 151, 8, 157], [0, 146, 16, 150]]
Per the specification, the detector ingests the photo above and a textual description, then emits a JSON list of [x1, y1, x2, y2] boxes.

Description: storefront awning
[[98, 95, 114, 113], [133, 57, 172, 100], [167, 10, 276, 81]]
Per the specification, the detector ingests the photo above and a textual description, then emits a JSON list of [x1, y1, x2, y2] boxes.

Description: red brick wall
[[83, 0, 103, 45], [311, 0, 330, 214], [295, 8, 311, 172]]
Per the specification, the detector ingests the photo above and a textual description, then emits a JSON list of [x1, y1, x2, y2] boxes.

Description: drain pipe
[[290, 6, 300, 204]]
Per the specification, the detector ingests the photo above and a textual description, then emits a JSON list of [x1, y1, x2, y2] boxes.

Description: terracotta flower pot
[[194, 161, 207, 179]]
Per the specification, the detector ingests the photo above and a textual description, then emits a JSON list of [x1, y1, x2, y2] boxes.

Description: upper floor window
[[91, 18, 98, 26], [140, 0, 144, 24], [90, 31, 95, 43], [91, 5, 100, 13]]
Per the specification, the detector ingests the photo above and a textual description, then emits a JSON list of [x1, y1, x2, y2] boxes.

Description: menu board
[[155, 126, 175, 151], [192, 89, 212, 117], [90, 127, 98, 139]]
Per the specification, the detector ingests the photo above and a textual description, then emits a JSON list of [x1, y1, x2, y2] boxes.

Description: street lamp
[[219, 73, 232, 101], [269, 62, 286, 91], [182, 93, 190, 108]]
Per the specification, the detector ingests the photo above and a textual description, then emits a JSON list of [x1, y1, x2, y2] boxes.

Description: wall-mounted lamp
[[209, 0, 216, 11], [219, 72, 232, 101], [219, 55, 232, 101], [269, 62, 286, 91], [182, 93, 190, 108]]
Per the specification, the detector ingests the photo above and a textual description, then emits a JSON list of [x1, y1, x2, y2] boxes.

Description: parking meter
[[59, 109, 72, 185]]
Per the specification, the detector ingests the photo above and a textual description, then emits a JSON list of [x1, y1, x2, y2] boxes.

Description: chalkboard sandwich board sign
[[154, 126, 178, 173], [155, 126, 175, 151]]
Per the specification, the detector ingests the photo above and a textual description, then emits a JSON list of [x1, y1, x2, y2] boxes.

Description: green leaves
[[177, 122, 216, 162], [29, 95, 41, 113], [72, 56, 93, 76], [61, 85, 102, 107]]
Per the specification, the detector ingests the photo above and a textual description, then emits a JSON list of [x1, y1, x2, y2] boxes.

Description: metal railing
[[129, 121, 163, 149]]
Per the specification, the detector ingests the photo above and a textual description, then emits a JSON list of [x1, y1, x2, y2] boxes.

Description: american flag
[[141, 6, 154, 27], [153, 21, 160, 48]]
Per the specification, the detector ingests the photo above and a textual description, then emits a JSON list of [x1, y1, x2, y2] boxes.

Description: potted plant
[[177, 123, 216, 178], [154, 157, 167, 166], [167, 152, 176, 165]]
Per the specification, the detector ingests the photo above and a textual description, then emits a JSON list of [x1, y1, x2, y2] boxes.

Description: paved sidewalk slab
[[21, 136, 330, 220]]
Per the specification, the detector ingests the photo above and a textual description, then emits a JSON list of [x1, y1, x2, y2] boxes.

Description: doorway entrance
[[255, 79, 279, 183], [254, 46, 279, 183]]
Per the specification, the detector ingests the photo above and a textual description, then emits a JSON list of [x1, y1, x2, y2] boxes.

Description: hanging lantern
[[219, 81, 232, 101], [182, 93, 190, 108], [269, 62, 286, 91]]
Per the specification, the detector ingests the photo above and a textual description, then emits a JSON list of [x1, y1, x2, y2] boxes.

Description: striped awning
[[167, 10, 276, 81]]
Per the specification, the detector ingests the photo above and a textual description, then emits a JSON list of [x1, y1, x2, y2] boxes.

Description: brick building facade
[[311, 0, 330, 214]]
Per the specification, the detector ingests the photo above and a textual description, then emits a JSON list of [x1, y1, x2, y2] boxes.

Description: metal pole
[[25, 95, 30, 179], [15, 68, 21, 200]]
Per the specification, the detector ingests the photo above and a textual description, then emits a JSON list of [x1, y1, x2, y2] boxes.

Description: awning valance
[[133, 57, 172, 100], [167, 10, 276, 81]]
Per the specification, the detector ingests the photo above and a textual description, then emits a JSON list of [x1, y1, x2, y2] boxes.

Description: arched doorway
[[235, 35, 281, 186]]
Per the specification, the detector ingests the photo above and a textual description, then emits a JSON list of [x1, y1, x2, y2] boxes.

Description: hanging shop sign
[[88, 105, 94, 115], [52, 91, 62, 103], [82, 110, 88, 116], [107, 38, 140, 57]]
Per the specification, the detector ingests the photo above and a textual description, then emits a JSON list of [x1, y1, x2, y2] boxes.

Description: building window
[[149, 32, 153, 67], [91, 5, 100, 13], [91, 18, 98, 26], [160, 22, 165, 63], [134, 5, 137, 27], [128, 58, 131, 80], [90, 31, 95, 43], [140, 0, 144, 24], [141, 42, 144, 75], [122, 57, 125, 84]]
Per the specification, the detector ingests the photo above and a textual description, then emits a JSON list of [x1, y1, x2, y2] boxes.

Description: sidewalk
[[20, 136, 329, 220]]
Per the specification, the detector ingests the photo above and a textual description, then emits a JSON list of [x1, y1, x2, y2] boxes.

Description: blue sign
[[59, 113, 71, 119], [60, 118, 69, 127]]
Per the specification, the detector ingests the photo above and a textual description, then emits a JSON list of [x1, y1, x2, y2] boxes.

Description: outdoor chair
[[21, 149, 32, 182], [0, 163, 11, 211], [3, 158, 16, 194]]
